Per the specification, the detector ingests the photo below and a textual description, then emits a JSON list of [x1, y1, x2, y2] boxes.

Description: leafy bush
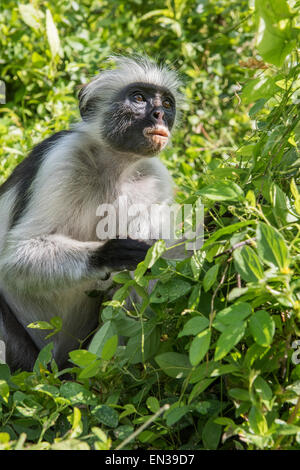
[[0, 0, 300, 450]]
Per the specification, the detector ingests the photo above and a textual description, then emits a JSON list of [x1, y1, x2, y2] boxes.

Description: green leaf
[[101, 335, 118, 361], [0, 380, 9, 403], [134, 240, 166, 284], [188, 378, 216, 404], [77, 361, 101, 379], [203, 264, 219, 292], [228, 388, 250, 401], [146, 397, 160, 413], [233, 245, 264, 282], [202, 418, 222, 450], [150, 278, 191, 303], [255, 0, 294, 66], [178, 316, 209, 337], [249, 310, 275, 347], [125, 324, 160, 364], [256, 222, 289, 270], [253, 376, 273, 401], [197, 182, 244, 201], [91, 405, 119, 428], [69, 350, 98, 367], [214, 322, 246, 361], [242, 76, 280, 104], [112, 271, 133, 284], [33, 342, 54, 374], [60, 383, 97, 405], [248, 405, 268, 435], [27, 321, 54, 330], [189, 329, 211, 366], [88, 321, 116, 356], [155, 352, 192, 378], [213, 302, 252, 331], [165, 406, 189, 426], [270, 183, 289, 224]]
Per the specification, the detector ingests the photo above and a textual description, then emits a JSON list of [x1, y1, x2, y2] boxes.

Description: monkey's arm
[[0, 234, 148, 293]]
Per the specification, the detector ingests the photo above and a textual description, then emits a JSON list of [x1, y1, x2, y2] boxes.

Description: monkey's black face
[[103, 83, 176, 156]]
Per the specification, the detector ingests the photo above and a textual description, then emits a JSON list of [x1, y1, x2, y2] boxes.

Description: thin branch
[[115, 404, 170, 450], [213, 238, 256, 259]]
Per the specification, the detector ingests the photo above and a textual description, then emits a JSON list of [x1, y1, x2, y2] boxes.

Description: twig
[[115, 404, 170, 450], [213, 238, 256, 259]]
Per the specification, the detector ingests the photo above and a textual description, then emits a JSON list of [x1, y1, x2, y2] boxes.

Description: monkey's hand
[[90, 238, 151, 273]]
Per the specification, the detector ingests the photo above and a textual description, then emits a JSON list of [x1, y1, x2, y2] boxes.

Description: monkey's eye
[[133, 94, 145, 103], [163, 99, 172, 109]]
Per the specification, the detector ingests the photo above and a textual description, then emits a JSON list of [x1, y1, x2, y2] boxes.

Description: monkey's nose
[[152, 109, 165, 123]]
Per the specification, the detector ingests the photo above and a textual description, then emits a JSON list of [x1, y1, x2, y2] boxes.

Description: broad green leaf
[[270, 183, 289, 224], [88, 321, 116, 356], [178, 316, 209, 337], [146, 397, 160, 413], [112, 271, 132, 284], [60, 383, 98, 405], [34, 384, 59, 397], [255, 0, 294, 66], [273, 420, 300, 436], [255, 0, 291, 22], [197, 182, 244, 201], [150, 278, 191, 303], [233, 245, 264, 282], [79, 363, 102, 380], [165, 406, 189, 426], [253, 376, 273, 401], [69, 350, 98, 367], [249, 310, 275, 347], [214, 302, 252, 331], [242, 76, 279, 104], [91, 405, 119, 428], [228, 388, 250, 401], [33, 342, 54, 374], [256, 222, 289, 270], [248, 405, 268, 435], [189, 329, 211, 366], [155, 352, 192, 379], [125, 324, 160, 364], [188, 378, 216, 404], [203, 264, 219, 292], [214, 322, 246, 361], [101, 335, 118, 361], [202, 418, 222, 450]]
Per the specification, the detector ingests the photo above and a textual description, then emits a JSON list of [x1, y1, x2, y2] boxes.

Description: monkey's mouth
[[143, 127, 170, 150]]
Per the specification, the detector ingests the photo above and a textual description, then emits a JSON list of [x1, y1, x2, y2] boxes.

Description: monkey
[[0, 55, 182, 372]]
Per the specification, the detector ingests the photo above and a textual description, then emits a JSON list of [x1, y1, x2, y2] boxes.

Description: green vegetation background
[[0, 0, 299, 450]]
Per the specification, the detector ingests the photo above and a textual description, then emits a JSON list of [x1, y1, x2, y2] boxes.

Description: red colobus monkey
[[0, 56, 182, 371]]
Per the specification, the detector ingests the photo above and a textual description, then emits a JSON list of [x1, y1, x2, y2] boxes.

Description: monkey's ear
[[77, 84, 88, 119]]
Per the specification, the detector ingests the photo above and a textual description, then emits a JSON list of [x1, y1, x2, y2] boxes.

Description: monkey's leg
[[0, 294, 39, 372]]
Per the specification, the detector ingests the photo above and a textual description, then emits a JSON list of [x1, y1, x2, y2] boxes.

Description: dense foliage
[[0, 0, 300, 450]]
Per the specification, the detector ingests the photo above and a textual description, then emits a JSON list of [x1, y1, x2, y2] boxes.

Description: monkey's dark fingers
[[90, 238, 150, 271]]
